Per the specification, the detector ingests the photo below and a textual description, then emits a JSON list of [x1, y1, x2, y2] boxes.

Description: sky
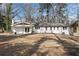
[[12, 3, 39, 21], [12, 3, 78, 22], [67, 3, 77, 19]]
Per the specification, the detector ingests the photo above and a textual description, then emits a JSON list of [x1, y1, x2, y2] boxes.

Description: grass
[[0, 33, 79, 56]]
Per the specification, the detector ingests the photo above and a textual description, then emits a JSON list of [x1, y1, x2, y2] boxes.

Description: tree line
[[0, 3, 78, 32]]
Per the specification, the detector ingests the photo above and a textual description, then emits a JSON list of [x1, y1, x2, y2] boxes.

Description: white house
[[11, 21, 70, 35], [11, 22, 33, 34], [34, 22, 70, 35]]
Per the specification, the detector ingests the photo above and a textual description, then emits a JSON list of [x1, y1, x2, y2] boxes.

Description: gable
[[15, 22, 30, 25], [11, 22, 32, 27]]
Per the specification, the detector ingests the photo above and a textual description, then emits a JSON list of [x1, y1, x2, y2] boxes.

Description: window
[[63, 27, 67, 30], [25, 27, 29, 32], [54, 27, 55, 30], [25, 28, 27, 32], [35, 27, 39, 29], [46, 27, 47, 30], [57, 27, 59, 30], [28, 27, 29, 32], [50, 27, 52, 30]]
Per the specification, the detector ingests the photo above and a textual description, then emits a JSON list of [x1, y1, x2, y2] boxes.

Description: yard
[[0, 33, 79, 56]]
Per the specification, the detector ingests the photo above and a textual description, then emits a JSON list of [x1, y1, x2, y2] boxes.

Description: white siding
[[11, 27, 32, 34], [11, 25, 70, 35], [35, 27, 70, 35]]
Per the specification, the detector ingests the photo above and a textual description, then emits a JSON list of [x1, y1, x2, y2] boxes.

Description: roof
[[11, 22, 69, 27], [70, 20, 79, 26], [11, 22, 33, 27], [36, 22, 69, 27], [15, 22, 30, 25]]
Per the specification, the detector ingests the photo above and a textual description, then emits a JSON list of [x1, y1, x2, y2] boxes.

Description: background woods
[[0, 3, 78, 32]]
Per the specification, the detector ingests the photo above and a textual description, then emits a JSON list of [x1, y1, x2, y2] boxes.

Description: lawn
[[0, 33, 79, 56]]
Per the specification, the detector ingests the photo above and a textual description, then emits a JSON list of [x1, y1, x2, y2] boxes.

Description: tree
[[1, 3, 21, 32], [22, 4, 34, 23], [0, 4, 5, 32], [55, 3, 68, 24], [47, 3, 68, 24], [3, 4, 12, 31], [39, 3, 52, 22], [39, 3, 68, 24]]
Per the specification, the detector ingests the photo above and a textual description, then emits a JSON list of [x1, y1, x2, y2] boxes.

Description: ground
[[0, 33, 79, 56]]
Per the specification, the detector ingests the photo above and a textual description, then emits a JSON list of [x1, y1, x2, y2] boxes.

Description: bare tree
[[50, 3, 68, 24], [22, 4, 34, 23]]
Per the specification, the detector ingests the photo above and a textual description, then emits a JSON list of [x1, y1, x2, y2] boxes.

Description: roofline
[[37, 26, 70, 27]]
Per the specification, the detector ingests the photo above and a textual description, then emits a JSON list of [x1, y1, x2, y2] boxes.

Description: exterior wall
[[77, 22, 79, 33], [62, 27, 70, 35], [11, 25, 70, 35], [11, 27, 32, 34], [70, 21, 79, 36], [35, 27, 70, 35], [72, 22, 79, 36]]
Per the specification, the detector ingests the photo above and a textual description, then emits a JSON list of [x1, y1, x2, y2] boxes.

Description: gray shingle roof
[[37, 22, 69, 27], [15, 22, 30, 25], [11, 22, 33, 27], [70, 20, 79, 26]]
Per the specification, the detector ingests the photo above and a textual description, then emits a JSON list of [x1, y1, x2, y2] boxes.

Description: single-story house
[[11, 22, 33, 34], [11, 21, 70, 35], [34, 22, 70, 35], [70, 20, 79, 36]]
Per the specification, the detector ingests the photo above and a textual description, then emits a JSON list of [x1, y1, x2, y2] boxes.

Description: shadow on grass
[[0, 36, 60, 56], [27, 36, 48, 56], [68, 36, 79, 43], [0, 34, 32, 42], [0, 36, 49, 56], [0, 43, 32, 56], [1, 33, 79, 56], [54, 34, 79, 56]]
